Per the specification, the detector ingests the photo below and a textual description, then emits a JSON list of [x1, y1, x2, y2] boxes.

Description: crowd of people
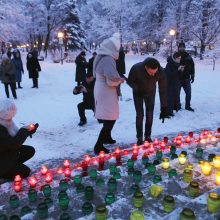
[[0, 33, 195, 181], [0, 48, 41, 99]]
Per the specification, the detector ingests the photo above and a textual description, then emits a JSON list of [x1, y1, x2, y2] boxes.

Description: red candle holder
[[176, 139, 182, 146], [84, 154, 91, 165], [45, 173, 53, 183], [142, 141, 149, 150], [115, 147, 122, 166], [63, 160, 70, 168], [217, 127, 220, 133], [14, 175, 22, 183], [185, 136, 191, 144], [28, 176, 37, 188], [98, 151, 105, 171], [153, 138, 159, 146], [41, 166, 48, 175], [188, 131, 193, 138], [163, 136, 168, 144], [160, 141, 166, 150], [132, 144, 139, 161], [64, 168, 71, 177], [149, 143, 154, 153], [57, 167, 64, 174], [81, 161, 88, 171], [14, 181, 22, 192]]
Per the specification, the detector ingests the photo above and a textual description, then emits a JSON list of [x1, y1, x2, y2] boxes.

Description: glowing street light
[[57, 31, 64, 64], [169, 29, 176, 55]]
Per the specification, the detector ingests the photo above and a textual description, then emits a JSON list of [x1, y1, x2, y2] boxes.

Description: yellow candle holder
[[162, 158, 170, 169], [178, 154, 187, 165], [186, 163, 194, 171], [201, 161, 212, 176], [213, 156, 220, 169], [216, 171, 220, 185]]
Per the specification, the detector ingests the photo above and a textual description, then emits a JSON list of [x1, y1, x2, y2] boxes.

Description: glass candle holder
[[82, 202, 93, 215], [9, 195, 19, 209], [59, 179, 69, 192], [168, 169, 177, 178], [127, 159, 134, 169], [37, 202, 48, 219], [42, 184, 51, 198], [181, 151, 187, 156], [14, 181, 22, 193], [201, 161, 212, 176], [133, 170, 142, 184], [162, 158, 170, 169], [95, 205, 108, 220], [105, 192, 115, 205], [153, 175, 162, 184], [171, 153, 178, 160], [74, 175, 82, 186], [178, 154, 187, 165], [84, 186, 94, 201], [76, 184, 84, 193], [107, 178, 117, 193], [20, 206, 32, 217], [28, 189, 37, 202], [213, 156, 220, 169], [208, 153, 216, 162], [147, 164, 156, 175], [128, 168, 134, 176], [207, 192, 220, 213], [59, 194, 69, 210], [44, 197, 53, 208], [142, 154, 149, 165], [162, 195, 175, 213], [170, 145, 176, 154], [130, 210, 144, 220], [195, 148, 203, 159], [216, 171, 220, 185], [113, 171, 121, 180], [188, 181, 199, 197], [156, 150, 163, 160], [96, 178, 105, 187], [59, 212, 71, 220], [183, 169, 193, 183], [89, 169, 97, 180], [109, 165, 117, 175], [130, 184, 140, 194], [179, 208, 196, 220], [132, 191, 144, 208]]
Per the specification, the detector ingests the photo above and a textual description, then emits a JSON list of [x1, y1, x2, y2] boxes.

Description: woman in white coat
[[93, 33, 125, 154]]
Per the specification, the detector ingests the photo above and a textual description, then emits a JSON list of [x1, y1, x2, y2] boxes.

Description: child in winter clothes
[[0, 99, 38, 180]]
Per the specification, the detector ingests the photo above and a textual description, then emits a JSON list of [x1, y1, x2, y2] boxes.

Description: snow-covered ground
[[0, 53, 219, 170]]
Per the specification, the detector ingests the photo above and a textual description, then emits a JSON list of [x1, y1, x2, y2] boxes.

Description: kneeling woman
[[0, 99, 38, 180]]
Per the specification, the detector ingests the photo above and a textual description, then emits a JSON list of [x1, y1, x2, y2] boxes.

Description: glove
[[190, 77, 194, 83], [28, 123, 39, 137], [159, 107, 170, 123]]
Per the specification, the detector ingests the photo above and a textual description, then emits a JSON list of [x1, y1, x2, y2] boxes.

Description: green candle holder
[[59, 179, 69, 192], [133, 170, 142, 184], [58, 191, 68, 198], [147, 164, 156, 175], [59, 194, 69, 210], [107, 178, 117, 193], [130, 210, 144, 220], [168, 169, 177, 178], [89, 169, 97, 180], [130, 184, 140, 194], [170, 153, 178, 160], [76, 184, 84, 193], [183, 169, 193, 183], [153, 159, 160, 165], [95, 205, 108, 220], [0, 214, 7, 220], [37, 202, 48, 219], [156, 150, 163, 160], [170, 145, 176, 154], [9, 215, 20, 220], [109, 165, 117, 175], [59, 212, 71, 220], [179, 208, 196, 220], [208, 153, 216, 162], [82, 202, 93, 215], [113, 171, 121, 180], [20, 206, 32, 217], [128, 168, 134, 176], [42, 184, 51, 197], [105, 192, 115, 205], [142, 155, 149, 165], [28, 189, 37, 202], [9, 195, 19, 209], [127, 159, 134, 169], [132, 191, 144, 208], [162, 195, 175, 213], [84, 186, 94, 201], [153, 175, 162, 184], [44, 197, 53, 208], [195, 148, 203, 159], [188, 181, 199, 198], [96, 178, 105, 187], [74, 175, 82, 186], [207, 192, 220, 213]]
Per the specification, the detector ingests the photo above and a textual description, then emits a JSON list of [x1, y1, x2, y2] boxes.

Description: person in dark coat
[[0, 54, 17, 99], [127, 57, 169, 145], [178, 42, 195, 111], [73, 73, 95, 126], [165, 51, 182, 116], [75, 51, 88, 86], [26, 52, 41, 88], [0, 99, 37, 180], [87, 52, 97, 76], [12, 49, 24, 89], [116, 47, 126, 77]]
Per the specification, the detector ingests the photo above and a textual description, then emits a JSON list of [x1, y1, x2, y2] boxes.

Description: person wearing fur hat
[[0, 99, 37, 180], [0, 54, 17, 99], [93, 33, 125, 154], [75, 51, 88, 86]]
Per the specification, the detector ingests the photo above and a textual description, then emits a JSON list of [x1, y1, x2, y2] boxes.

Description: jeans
[[4, 83, 17, 99], [133, 93, 155, 138], [179, 79, 191, 108]]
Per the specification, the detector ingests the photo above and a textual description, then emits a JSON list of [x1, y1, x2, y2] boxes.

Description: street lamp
[[57, 31, 64, 64], [169, 29, 176, 55]]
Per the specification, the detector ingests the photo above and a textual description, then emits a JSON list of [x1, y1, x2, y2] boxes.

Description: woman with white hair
[[0, 99, 38, 180], [93, 33, 125, 154]]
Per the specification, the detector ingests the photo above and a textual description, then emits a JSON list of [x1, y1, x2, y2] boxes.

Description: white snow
[[0, 53, 219, 169]]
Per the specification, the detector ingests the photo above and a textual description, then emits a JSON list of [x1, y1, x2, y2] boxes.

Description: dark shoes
[[185, 107, 195, 112], [168, 113, 175, 117], [145, 136, 153, 143], [94, 144, 110, 155], [78, 120, 87, 126], [103, 138, 116, 144], [18, 86, 23, 89], [137, 137, 143, 145]]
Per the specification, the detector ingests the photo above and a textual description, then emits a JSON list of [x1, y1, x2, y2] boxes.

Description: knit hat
[[178, 42, 186, 48], [0, 99, 17, 120], [108, 33, 121, 51]]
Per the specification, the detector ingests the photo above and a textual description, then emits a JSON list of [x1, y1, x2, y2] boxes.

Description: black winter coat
[[127, 58, 167, 108], [116, 49, 126, 77], [0, 125, 30, 176], [26, 57, 41, 79], [179, 51, 195, 80], [165, 56, 180, 84], [75, 55, 87, 82], [87, 57, 95, 77]]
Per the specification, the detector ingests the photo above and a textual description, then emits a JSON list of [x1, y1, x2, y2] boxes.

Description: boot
[[185, 107, 194, 112], [94, 144, 110, 155], [103, 134, 116, 144], [78, 118, 87, 126], [137, 137, 143, 145], [144, 136, 153, 143]]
